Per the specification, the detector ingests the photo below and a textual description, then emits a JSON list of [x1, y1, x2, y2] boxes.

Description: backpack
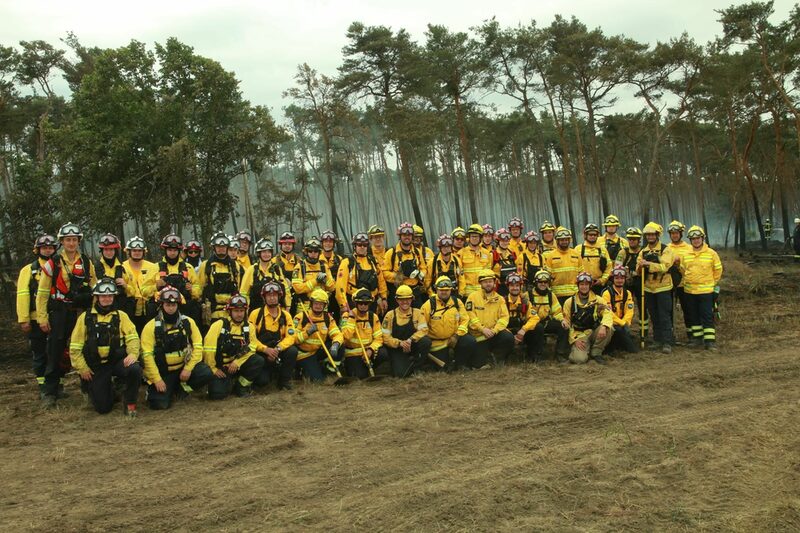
[[215, 318, 250, 367], [427, 295, 459, 317], [255, 306, 288, 347], [82, 311, 125, 370], [579, 244, 608, 273], [153, 314, 193, 377]]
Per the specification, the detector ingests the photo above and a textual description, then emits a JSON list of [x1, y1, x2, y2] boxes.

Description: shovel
[[355, 324, 386, 382]]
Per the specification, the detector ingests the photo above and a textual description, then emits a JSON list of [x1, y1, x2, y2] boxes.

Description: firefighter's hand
[[673, 256, 681, 265], [316, 272, 327, 283], [409, 269, 419, 280], [638, 259, 651, 268], [20, 322, 31, 333], [482, 327, 495, 339], [596, 325, 608, 341], [156, 278, 166, 289], [418, 271, 425, 281], [179, 369, 191, 382], [561, 319, 570, 330], [80, 370, 93, 381], [214, 368, 226, 378], [115, 277, 127, 288], [155, 380, 167, 392], [378, 299, 388, 313], [575, 338, 587, 351], [394, 272, 405, 284], [123, 354, 138, 367], [225, 361, 239, 374], [400, 339, 412, 353], [515, 329, 525, 344], [447, 335, 458, 349], [184, 282, 193, 292], [264, 347, 279, 362], [40, 321, 51, 333], [306, 322, 318, 335], [365, 348, 374, 360]]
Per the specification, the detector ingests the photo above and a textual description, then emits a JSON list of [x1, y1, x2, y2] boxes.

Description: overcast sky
[[3, 0, 797, 117]]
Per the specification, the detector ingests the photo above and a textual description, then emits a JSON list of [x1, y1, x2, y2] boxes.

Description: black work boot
[[592, 354, 608, 365], [704, 341, 718, 352]]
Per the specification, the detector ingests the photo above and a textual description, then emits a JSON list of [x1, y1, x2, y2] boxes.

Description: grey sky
[[3, 0, 797, 117]]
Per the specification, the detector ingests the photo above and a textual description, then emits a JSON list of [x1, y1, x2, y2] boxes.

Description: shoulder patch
[[465, 301, 473, 311]]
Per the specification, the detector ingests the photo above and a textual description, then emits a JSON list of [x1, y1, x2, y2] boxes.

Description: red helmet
[[260, 281, 285, 299], [185, 240, 202, 253], [98, 233, 121, 250], [505, 272, 523, 286], [437, 234, 454, 248], [160, 233, 183, 250], [226, 294, 248, 310], [397, 222, 414, 235], [523, 230, 540, 243], [508, 217, 524, 229], [495, 228, 511, 240], [158, 285, 181, 304], [482, 224, 494, 235], [278, 232, 296, 244]]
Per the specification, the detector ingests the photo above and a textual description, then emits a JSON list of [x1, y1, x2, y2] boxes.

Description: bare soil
[[1, 255, 799, 532]]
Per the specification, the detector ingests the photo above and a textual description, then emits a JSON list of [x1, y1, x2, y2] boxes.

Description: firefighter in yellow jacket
[[384, 222, 427, 307], [577, 223, 612, 293], [419, 276, 476, 368], [460, 224, 493, 298], [249, 281, 298, 390], [341, 289, 384, 379], [204, 294, 264, 399], [601, 266, 638, 354], [427, 234, 464, 297], [94, 233, 131, 313], [141, 285, 212, 410], [519, 270, 569, 363], [368, 225, 387, 260], [508, 217, 525, 255], [516, 230, 544, 290], [36, 222, 97, 409], [540, 221, 557, 252], [451, 226, 467, 255], [467, 270, 514, 367], [69, 278, 142, 416], [667, 220, 693, 340], [235, 229, 254, 270], [597, 215, 628, 262], [638, 222, 676, 353], [413, 225, 435, 265], [336, 232, 387, 315], [240, 238, 291, 309], [562, 272, 614, 365], [121, 236, 156, 334], [293, 289, 343, 383], [143, 234, 202, 325], [292, 237, 336, 310], [680, 226, 723, 351], [16, 234, 57, 398], [481, 224, 495, 252], [381, 284, 432, 377], [198, 233, 241, 327], [542, 227, 582, 304], [492, 228, 517, 297]]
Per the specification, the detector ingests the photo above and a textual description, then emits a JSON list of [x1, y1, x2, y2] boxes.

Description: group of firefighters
[[16, 214, 724, 416]]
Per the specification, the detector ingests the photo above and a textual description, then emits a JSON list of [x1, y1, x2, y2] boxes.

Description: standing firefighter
[[381, 285, 432, 377], [384, 222, 427, 308], [250, 282, 298, 391], [543, 227, 582, 305], [481, 224, 495, 252], [184, 240, 203, 271], [36, 222, 97, 408], [516, 230, 544, 290], [143, 234, 201, 326], [451, 227, 467, 255], [601, 266, 639, 354], [122, 236, 156, 334], [198, 233, 241, 326], [419, 276, 476, 369], [16, 234, 57, 398], [466, 270, 514, 367], [460, 224, 493, 298], [638, 222, 676, 353], [540, 221, 557, 252], [69, 278, 142, 416], [680, 226, 723, 351], [204, 294, 264, 399], [597, 215, 628, 262], [562, 272, 614, 365], [508, 217, 525, 255], [292, 289, 343, 383], [94, 233, 130, 313], [141, 285, 212, 410], [320, 229, 344, 321], [427, 234, 464, 298], [492, 228, 518, 297], [235, 229, 254, 270], [240, 238, 290, 310], [292, 237, 336, 311], [341, 289, 384, 379], [412, 225, 435, 265], [667, 220, 693, 341], [577, 223, 612, 294], [336, 232, 387, 316], [368, 225, 387, 260]]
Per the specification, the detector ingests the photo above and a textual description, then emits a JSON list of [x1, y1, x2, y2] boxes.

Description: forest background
[[1, 0, 799, 262]]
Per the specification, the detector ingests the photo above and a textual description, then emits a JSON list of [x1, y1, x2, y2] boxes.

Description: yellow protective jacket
[[563, 292, 614, 343], [236, 253, 253, 271], [542, 247, 582, 298], [667, 241, 692, 287], [140, 315, 203, 383], [69, 309, 140, 374], [239, 261, 292, 307], [459, 246, 493, 297], [248, 306, 297, 353], [35, 250, 98, 313], [291, 259, 335, 299], [142, 258, 201, 302], [526, 289, 564, 330], [320, 251, 343, 274], [272, 252, 299, 280], [122, 259, 157, 317], [426, 253, 464, 296], [198, 257, 241, 318], [541, 240, 557, 252], [95, 257, 128, 280], [597, 234, 629, 261], [335, 254, 387, 308], [601, 286, 635, 327], [516, 248, 544, 283], [419, 294, 470, 352], [341, 309, 383, 358], [640, 243, 675, 294], [383, 243, 427, 290], [466, 290, 510, 342], [416, 245, 435, 265], [504, 293, 537, 332], [509, 236, 524, 256], [203, 318, 257, 372], [381, 308, 429, 348], [16, 258, 48, 323], [680, 244, 723, 295], [292, 310, 343, 361], [576, 242, 613, 285]]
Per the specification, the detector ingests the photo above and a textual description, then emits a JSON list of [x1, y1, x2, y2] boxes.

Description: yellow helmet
[[687, 225, 705, 239], [395, 284, 414, 299], [478, 269, 496, 282], [412, 224, 424, 236], [540, 221, 556, 232], [533, 270, 552, 283], [367, 225, 385, 237], [667, 220, 685, 233], [604, 214, 620, 226], [554, 227, 572, 240], [451, 227, 466, 238], [467, 223, 484, 235], [625, 226, 642, 239], [309, 289, 329, 304], [643, 222, 662, 235], [434, 276, 455, 289]]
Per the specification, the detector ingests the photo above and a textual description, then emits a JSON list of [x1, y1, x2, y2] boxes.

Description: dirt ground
[[1, 254, 799, 532]]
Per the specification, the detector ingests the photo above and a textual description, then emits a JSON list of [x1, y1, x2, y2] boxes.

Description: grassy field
[[1, 253, 799, 531]]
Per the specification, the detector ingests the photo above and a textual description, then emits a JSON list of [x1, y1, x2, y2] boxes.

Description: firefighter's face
[[557, 238, 570, 250], [605, 225, 618, 235], [322, 239, 335, 252], [62, 236, 79, 252], [238, 239, 250, 252], [227, 247, 238, 259], [468, 233, 481, 246], [498, 237, 510, 249], [510, 226, 521, 237], [280, 242, 294, 253], [645, 233, 659, 245], [396, 297, 412, 311], [258, 250, 273, 262], [669, 231, 682, 243], [436, 288, 452, 301], [628, 237, 640, 248], [214, 245, 227, 257], [578, 280, 592, 294], [162, 301, 178, 314], [508, 283, 521, 296], [98, 294, 115, 307], [412, 235, 422, 246], [101, 247, 116, 259], [265, 292, 280, 307], [230, 308, 247, 322], [480, 278, 496, 292], [130, 249, 144, 260], [482, 234, 493, 245], [39, 245, 55, 258], [613, 274, 626, 287], [542, 230, 554, 242], [166, 248, 179, 259], [585, 231, 599, 243], [400, 233, 412, 245], [690, 236, 704, 248], [311, 300, 326, 314]]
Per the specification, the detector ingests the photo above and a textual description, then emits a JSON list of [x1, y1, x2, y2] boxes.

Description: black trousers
[[85, 359, 142, 414], [131, 314, 150, 336], [208, 356, 265, 400], [524, 320, 569, 360], [645, 291, 674, 345], [28, 321, 48, 388], [44, 302, 80, 397], [682, 292, 716, 343], [254, 346, 298, 389], [384, 336, 433, 377], [147, 363, 213, 410], [474, 330, 515, 366], [606, 325, 640, 354], [673, 286, 693, 339]]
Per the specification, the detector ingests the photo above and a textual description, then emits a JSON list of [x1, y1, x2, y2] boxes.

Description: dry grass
[[1, 255, 799, 532]]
